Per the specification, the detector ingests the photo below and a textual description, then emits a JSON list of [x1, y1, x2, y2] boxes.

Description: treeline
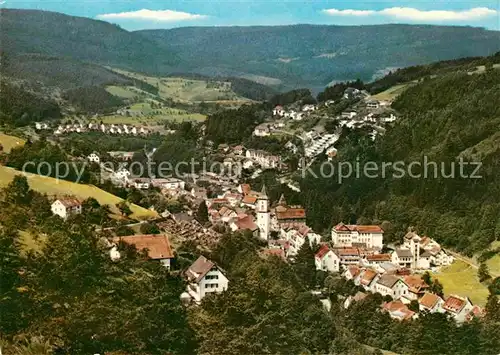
[[367, 51, 500, 94], [62, 86, 124, 114], [224, 77, 277, 101], [268, 88, 316, 106], [205, 104, 265, 145], [317, 79, 365, 102], [0, 81, 61, 126], [298, 69, 500, 255], [6, 139, 93, 183]]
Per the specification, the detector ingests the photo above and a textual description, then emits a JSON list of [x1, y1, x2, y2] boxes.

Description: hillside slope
[[300, 63, 500, 256], [0, 166, 157, 220], [0, 9, 177, 73], [138, 24, 500, 88]]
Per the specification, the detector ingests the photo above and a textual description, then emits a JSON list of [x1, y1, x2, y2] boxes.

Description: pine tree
[[197, 201, 209, 224], [478, 263, 491, 283], [294, 241, 317, 288]]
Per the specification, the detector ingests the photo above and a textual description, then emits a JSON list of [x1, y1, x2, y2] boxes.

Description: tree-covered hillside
[[300, 67, 500, 256], [139, 24, 500, 88]]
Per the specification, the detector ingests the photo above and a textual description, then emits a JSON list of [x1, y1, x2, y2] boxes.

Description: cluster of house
[[304, 133, 339, 158], [253, 121, 286, 137], [54, 122, 150, 136], [272, 104, 318, 121], [342, 266, 481, 323], [310, 224, 480, 323]]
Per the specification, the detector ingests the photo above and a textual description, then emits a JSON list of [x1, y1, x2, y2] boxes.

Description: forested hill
[[301, 66, 500, 256], [0, 9, 178, 72], [2, 9, 499, 90], [138, 24, 500, 88]]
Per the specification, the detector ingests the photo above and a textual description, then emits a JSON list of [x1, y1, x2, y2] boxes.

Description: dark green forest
[[0, 82, 61, 126]]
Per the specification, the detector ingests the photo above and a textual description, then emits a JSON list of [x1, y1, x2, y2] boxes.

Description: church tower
[[256, 184, 271, 240]]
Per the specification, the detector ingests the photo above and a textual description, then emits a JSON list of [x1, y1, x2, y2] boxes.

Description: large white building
[[331, 223, 384, 250], [185, 256, 229, 304]]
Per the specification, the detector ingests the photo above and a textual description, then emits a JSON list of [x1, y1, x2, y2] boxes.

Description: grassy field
[[0, 166, 157, 220], [0, 133, 26, 153], [371, 84, 410, 101], [99, 104, 206, 125], [109, 68, 250, 104], [485, 241, 500, 277], [431, 260, 489, 306], [106, 85, 140, 99]]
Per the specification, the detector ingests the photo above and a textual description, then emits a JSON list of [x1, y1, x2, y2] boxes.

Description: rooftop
[[113, 234, 174, 260]]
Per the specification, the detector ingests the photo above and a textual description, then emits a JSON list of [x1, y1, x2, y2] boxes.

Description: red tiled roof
[[242, 195, 258, 205], [114, 234, 174, 259], [315, 244, 331, 259], [334, 223, 383, 233], [403, 275, 429, 294], [276, 208, 306, 220], [443, 295, 468, 313], [419, 292, 441, 309], [366, 254, 392, 262], [360, 269, 378, 285], [347, 266, 361, 278], [234, 215, 258, 231], [335, 248, 359, 256]]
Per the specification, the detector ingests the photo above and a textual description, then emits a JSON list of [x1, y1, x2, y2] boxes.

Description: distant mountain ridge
[[1, 9, 500, 90]]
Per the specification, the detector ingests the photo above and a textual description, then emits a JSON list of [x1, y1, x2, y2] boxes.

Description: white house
[[331, 223, 384, 250], [373, 274, 409, 300], [51, 198, 82, 220], [87, 153, 100, 164], [442, 295, 474, 323], [356, 268, 380, 292], [366, 100, 380, 109], [315, 244, 340, 272], [419, 292, 445, 313], [111, 234, 174, 269], [341, 111, 357, 119], [152, 178, 185, 190], [133, 178, 151, 190], [302, 104, 317, 112], [185, 255, 229, 304], [245, 149, 281, 169], [253, 124, 271, 137], [273, 105, 285, 117]]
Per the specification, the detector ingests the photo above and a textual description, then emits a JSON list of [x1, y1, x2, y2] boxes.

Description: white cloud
[[96, 9, 207, 22], [322, 9, 375, 17], [323, 7, 498, 22]]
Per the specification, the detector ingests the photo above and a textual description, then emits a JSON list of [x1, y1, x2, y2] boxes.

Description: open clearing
[[0, 166, 157, 220], [0, 133, 26, 153], [109, 68, 250, 104], [431, 260, 489, 306], [371, 84, 410, 101]]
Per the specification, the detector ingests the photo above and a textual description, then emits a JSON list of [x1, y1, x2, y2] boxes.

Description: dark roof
[[396, 249, 413, 258], [186, 256, 220, 283], [377, 274, 402, 289]]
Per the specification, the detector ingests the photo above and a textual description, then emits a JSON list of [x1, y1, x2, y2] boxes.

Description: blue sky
[[5, 0, 500, 30]]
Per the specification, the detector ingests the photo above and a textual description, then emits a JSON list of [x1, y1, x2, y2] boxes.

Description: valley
[[0, 6, 499, 355]]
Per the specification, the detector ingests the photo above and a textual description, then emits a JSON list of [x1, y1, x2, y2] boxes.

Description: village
[[48, 175, 483, 324], [29, 84, 485, 326]]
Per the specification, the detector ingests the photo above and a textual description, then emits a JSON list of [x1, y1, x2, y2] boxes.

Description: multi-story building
[[331, 223, 384, 250]]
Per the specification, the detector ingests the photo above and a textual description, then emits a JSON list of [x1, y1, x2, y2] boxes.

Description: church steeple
[[260, 184, 268, 199], [278, 193, 286, 206]]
